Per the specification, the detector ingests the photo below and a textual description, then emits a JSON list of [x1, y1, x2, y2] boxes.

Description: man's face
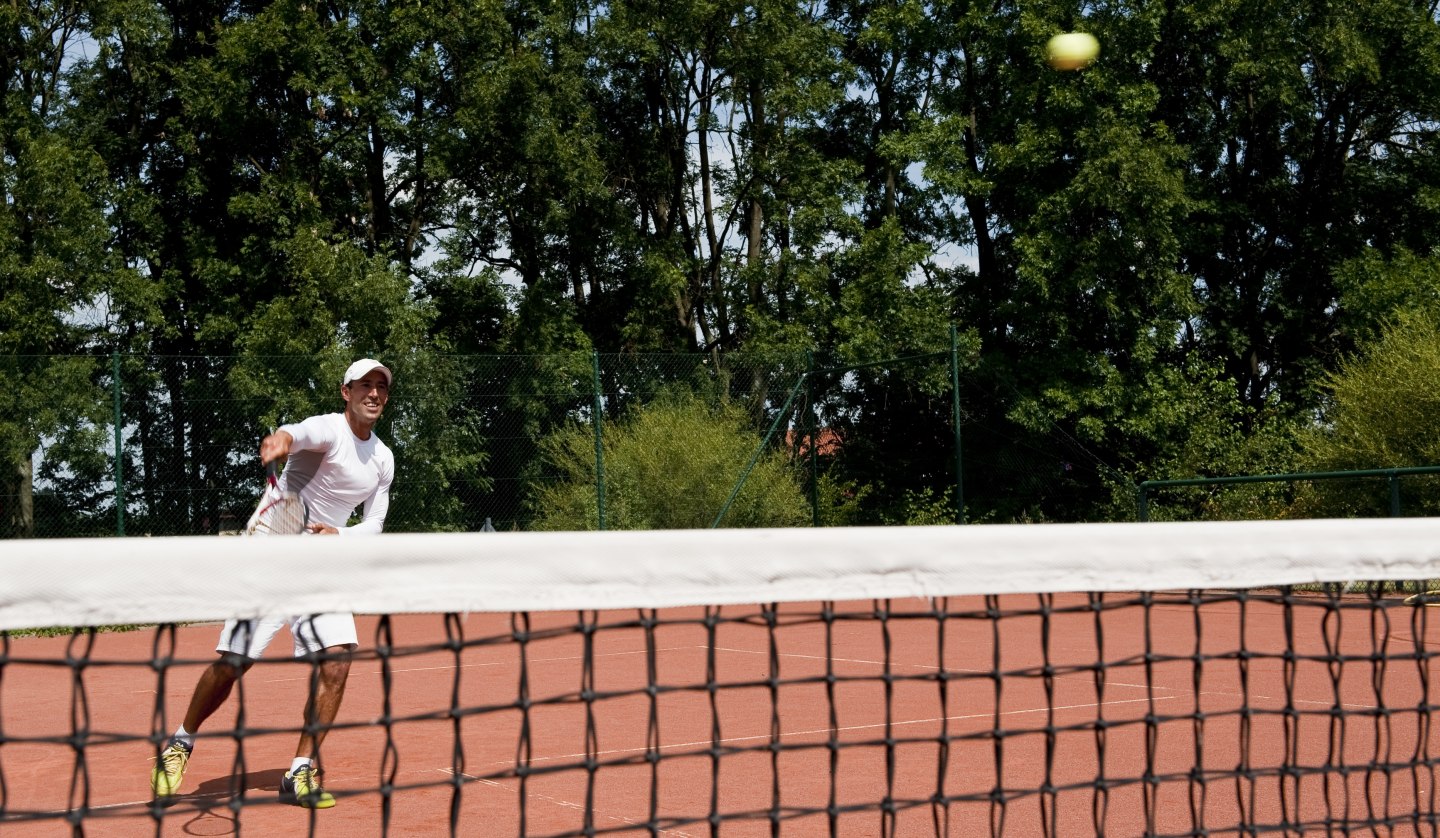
[[343, 370, 390, 425]]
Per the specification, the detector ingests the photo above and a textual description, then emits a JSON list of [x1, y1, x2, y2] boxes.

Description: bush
[[528, 392, 810, 530], [1299, 311, 1440, 516]]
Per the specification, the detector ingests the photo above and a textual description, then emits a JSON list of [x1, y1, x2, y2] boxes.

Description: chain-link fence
[[3, 349, 976, 537], [26, 346, 1388, 537], [1137, 467, 1440, 522]]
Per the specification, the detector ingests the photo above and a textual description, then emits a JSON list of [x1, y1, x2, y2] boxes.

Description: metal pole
[[712, 373, 807, 529], [113, 352, 124, 536], [1389, 471, 1401, 517], [592, 352, 606, 531], [950, 324, 965, 524], [807, 351, 818, 527]]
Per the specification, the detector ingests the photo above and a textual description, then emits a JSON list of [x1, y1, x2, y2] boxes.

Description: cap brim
[[345, 364, 392, 386]]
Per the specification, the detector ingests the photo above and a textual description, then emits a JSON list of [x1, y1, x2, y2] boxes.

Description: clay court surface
[[3, 593, 1438, 836]]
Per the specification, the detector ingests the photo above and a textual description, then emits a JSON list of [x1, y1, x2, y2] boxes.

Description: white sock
[[290, 757, 313, 775], [171, 725, 194, 748]]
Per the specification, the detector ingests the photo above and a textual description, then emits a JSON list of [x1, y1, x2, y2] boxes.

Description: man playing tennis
[[150, 359, 396, 809]]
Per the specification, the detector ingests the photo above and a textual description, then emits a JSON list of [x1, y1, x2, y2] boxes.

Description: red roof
[[785, 427, 841, 456]]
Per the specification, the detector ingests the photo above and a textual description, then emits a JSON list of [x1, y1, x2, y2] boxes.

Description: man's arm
[[261, 416, 339, 533], [342, 479, 391, 536], [342, 450, 393, 536]]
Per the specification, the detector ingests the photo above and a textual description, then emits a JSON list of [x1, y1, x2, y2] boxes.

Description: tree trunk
[[14, 451, 34, 538]]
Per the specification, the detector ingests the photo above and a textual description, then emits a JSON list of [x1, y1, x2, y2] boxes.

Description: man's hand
[[306, 523, 340, 535], [260, 430, 293, 465]]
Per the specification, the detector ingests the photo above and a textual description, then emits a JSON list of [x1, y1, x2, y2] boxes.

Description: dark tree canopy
[[5, 0, 1440, 532]]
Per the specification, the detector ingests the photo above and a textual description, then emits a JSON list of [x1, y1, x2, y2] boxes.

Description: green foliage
[[0, 0, 140, 535], [1308, 312, 1440, 470], [0, 357, 109, 536], [882, 486, 959, 526], [529, 392, 809, 530], [381, 354, 492, 533], [11, 0, 1440, 532], [811, 472, 873, 527], [1297, 312, 1440, 516], [1334, 247, 1440, 347]]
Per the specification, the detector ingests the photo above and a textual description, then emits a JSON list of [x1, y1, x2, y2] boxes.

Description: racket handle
[[265, 459, 280, 484]]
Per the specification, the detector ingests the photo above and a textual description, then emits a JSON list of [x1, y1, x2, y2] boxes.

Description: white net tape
[[4, 518, 1439, 631]]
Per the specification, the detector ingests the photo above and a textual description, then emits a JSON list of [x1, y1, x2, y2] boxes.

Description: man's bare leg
[[295, 648, 353, 760], [281, 646, 353, 808], [184, 654, 253, 732], [152, 653, 252, 799]]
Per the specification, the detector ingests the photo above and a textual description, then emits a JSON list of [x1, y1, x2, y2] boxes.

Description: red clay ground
[[2, 592, 1438, 836]]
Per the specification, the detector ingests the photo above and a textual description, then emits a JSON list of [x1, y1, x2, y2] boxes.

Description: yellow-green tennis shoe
[[150, 740, 191, 798], [1405, 590, 1440, 606], [280, 765, 335, 809]]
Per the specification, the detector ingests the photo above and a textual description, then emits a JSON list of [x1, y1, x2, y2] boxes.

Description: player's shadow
[[154, 769, 288, 836], [191, 767, 288, 800]]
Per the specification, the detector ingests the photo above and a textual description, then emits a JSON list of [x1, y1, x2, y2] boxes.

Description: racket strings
[[249, 491, 309, 535]]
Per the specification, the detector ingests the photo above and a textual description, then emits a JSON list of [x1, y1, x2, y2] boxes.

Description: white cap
[[343, 358, 392, 387]]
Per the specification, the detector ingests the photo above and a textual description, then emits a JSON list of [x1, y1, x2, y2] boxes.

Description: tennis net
[[3, 519, 1440, 836]]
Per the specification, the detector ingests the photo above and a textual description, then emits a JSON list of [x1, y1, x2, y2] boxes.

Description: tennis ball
[[1046, 32, 1100, 71]]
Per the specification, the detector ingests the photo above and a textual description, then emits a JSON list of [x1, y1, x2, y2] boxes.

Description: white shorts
[[215, 613, 359, 658]]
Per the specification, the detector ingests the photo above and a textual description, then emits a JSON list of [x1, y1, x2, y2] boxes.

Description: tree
[[64, 0, 501, 533], [896, 0, 1207, 520], [1151, 0, 1440, 416], [13, 0, 1440, 536], [0, 0, 138, 536]]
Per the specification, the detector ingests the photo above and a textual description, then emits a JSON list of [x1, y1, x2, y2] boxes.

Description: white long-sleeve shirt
[[278, 413, 394, 535]]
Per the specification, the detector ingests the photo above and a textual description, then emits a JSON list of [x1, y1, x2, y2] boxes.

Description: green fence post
[[112, 352, 124, 536], [1135, 466, 1440, 520], [807, 350, 818, 527], [712, 372, 807, 529], [1137, 483, 1150, 522], [950, 324, 965, 524], [592, 352, 606, 531]]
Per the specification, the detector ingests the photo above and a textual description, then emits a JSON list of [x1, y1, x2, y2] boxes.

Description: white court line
[[261, 643, 1387, 712], [711, 646, 1388, 712], [500, 695, 1176, 768], [49, 617, 1429, 821], [136, 639, 1394, 713], [713, 645, 1199, 699], [229, 646, 700, 685], [438, 770, 700, 837], [431, 695, 1174, 837], [108, 693, 1153, 823]]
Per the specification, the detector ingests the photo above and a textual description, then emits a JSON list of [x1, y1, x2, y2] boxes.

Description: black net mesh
[[5, 584, 1440, 835]]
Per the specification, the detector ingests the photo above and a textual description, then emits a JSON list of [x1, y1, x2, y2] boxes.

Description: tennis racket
[[243, 461, 309, 536]]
